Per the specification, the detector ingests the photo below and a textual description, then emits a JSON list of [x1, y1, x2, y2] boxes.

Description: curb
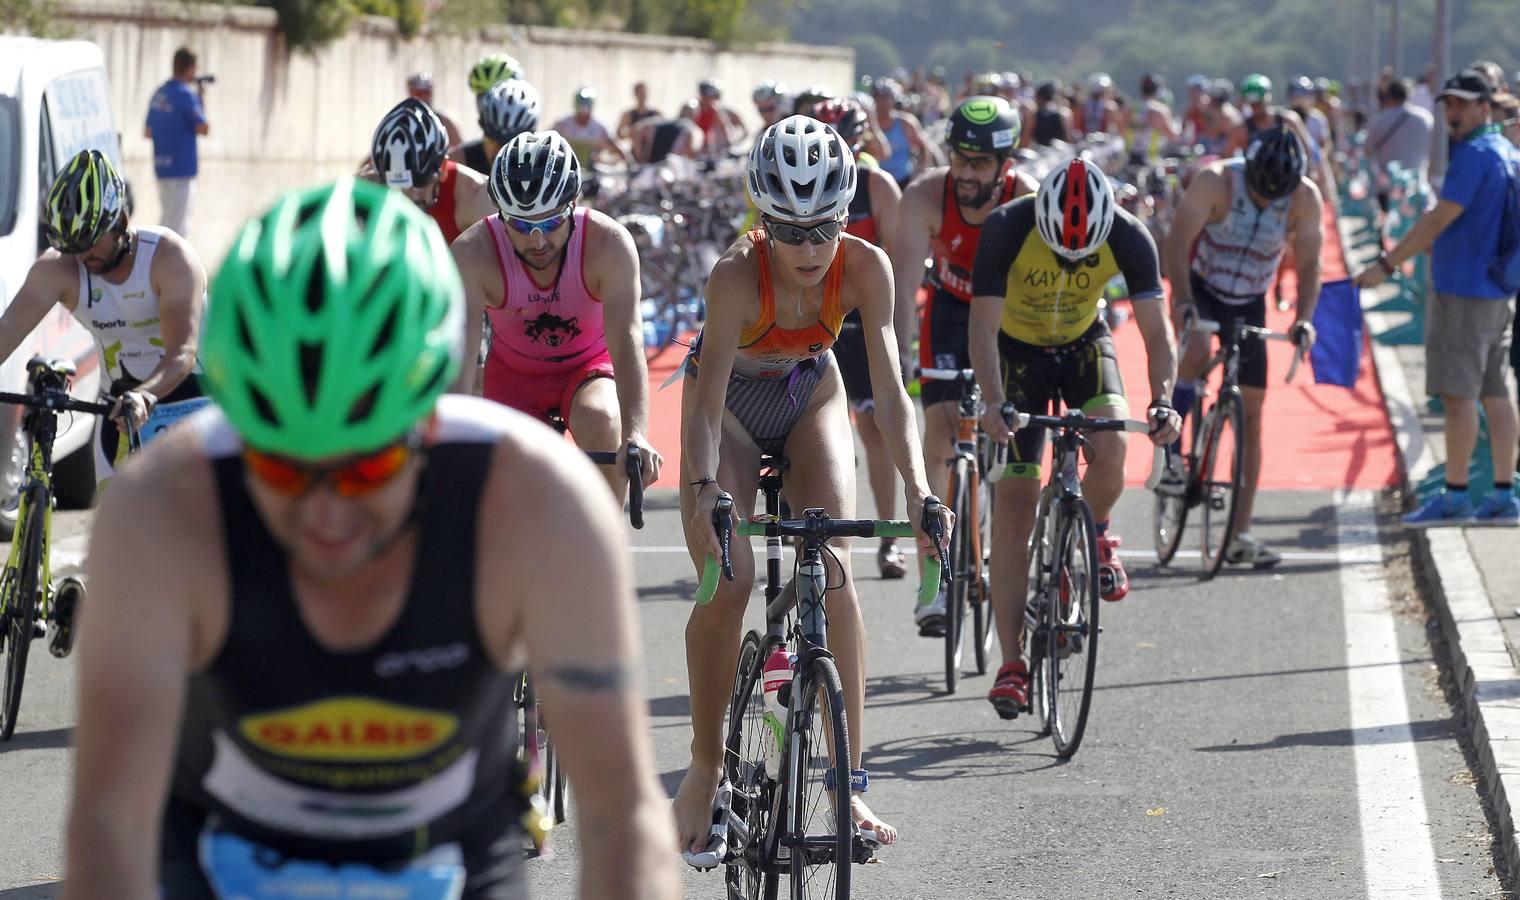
[[1337, 213, 1520, 887]]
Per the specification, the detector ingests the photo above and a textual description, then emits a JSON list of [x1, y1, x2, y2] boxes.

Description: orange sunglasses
[[242, 434, 422, 499]]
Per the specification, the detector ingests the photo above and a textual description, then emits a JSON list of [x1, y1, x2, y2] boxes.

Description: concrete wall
[[51, 0, 853, 268]]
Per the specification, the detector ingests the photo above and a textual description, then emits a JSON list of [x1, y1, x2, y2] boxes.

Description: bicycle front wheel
[[1198, 393, 1245, 580], [1048, 498, 1100, 759], [725, 631, 780, 900], [970, 469, 994, 676], [1153, 412, 1195, 566], [1026, 489, 1055, 737], [944, 457, 972, 693], [0, 495, 43, 741], [788, 655, 851, 900]]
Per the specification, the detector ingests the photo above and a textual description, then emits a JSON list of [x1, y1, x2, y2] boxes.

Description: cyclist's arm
[[684, 253, 747, 484], [867, 168, 903, 251], [136, 231, 207, 401], [483, 439, 677, 899], [968, 206, 1018, 418], [885, 174, 937, 380], [0, 254, 71, 364], [903, 112, 945, 167], [1164, 165, 1223, 312], [600, 127, 630, 164], [438, 111, 463, 150], [65, 446, 204, 900], [449, 224, 493, 394], [1111, 209, 1177, 403], [589, 216, 652, 452], [851, 239, 931, 513], [616, 110, 633, 141], [1289, 179, 1326, 325], [723, 106, 748, 143], [453, 165, 497, 232]]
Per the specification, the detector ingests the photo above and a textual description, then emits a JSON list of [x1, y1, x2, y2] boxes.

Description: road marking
[[1336, 489, 1441, 896], [630, 544, 1340, 562]]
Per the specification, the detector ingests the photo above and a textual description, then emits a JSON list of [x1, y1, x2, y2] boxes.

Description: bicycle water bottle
[[761, 646, 792, 776]]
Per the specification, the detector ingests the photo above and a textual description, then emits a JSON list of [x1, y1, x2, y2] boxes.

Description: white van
[[0, 37, 117, 534]]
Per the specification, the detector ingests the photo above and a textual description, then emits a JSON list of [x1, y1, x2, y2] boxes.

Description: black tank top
[[1034, 107, 1065, 146], [649, 121, 682, 164], [461, 139, 490, 176], [169, 402, 523, 864]]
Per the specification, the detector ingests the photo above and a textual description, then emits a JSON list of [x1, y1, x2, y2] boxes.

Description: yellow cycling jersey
[[971, 196, 1165, 346]]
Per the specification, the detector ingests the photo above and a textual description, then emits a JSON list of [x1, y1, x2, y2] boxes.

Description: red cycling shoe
[[1098, 533, 1128, 602], [987, 660, 1029, 720]]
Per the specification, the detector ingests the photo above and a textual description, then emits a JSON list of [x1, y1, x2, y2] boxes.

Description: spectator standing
[[1365, 77, 1434, 217], [407, 72, 462, 149], [616, 82, 660, 142], [143, 47, 208, 239], [1356, 70, 1520, 526]]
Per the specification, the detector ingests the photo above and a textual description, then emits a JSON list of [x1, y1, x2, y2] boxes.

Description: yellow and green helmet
[[44, 149, 127, 254], [202, 178, 463, 459], [468, 53, 523, 95]]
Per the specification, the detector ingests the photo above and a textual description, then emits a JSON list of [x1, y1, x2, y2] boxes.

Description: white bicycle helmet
[[371, 98, 448, 189], [487, 130, 581, 218], [1087, 72, 1113, 92], [746, 115, 857, 222], [753, 80, 787, 104], [478, 79, 540, 144], [1035, 156, 1116, 261]]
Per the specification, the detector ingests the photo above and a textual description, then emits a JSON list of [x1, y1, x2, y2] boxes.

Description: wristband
[[690, 477, 718, 488]]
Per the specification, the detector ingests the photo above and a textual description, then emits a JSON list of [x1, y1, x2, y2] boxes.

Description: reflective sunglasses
[[764, 216, 845, 246], [243, 434, 421, 498], [503, 206, 573, 237]]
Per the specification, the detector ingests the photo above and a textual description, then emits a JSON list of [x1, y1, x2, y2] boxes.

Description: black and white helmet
[[746, 115, 856, 222], [478, 79, 540, 144], [488, 131, 581, 218], [371, 98, 448, 189]]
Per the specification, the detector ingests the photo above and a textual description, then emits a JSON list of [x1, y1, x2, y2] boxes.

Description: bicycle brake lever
[[712, 493, 735, 582]]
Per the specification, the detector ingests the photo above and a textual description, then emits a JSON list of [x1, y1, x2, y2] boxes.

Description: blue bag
[[1310, 279, 1363, 388]]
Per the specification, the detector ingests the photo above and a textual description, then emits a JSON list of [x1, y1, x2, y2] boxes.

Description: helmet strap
[[102, 226, 134, 274]]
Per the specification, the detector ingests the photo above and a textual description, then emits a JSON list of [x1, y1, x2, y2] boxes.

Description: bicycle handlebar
[[584, 444, 646, 529], [693, 493, 944, 608], [988, 404, 1168, 487], [1181, 316, 1309, 384], [0, 390, 143, 451]]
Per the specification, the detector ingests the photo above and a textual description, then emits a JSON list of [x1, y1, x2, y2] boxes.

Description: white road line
[[1336, 489, 1441, 897], [630, 544, 1341, 562]]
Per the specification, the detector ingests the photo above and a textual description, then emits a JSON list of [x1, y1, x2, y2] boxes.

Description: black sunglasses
[[764, 216, 845, 246]]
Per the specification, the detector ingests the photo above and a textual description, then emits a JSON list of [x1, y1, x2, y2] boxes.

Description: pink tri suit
[[482, 207, 616, 425]]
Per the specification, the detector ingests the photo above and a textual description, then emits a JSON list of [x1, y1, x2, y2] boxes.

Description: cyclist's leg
[[673, 381, 763, 856], [1231, 299, 1269, 535], [836, 311, 901, 562], [1069, 328, 1129, 525], [564, 363, 621, 498], [918, 289, 971, 582], [1172, 273, 1219, 432], [779, 366, 898, 843], [989, 474, 1042, 665]]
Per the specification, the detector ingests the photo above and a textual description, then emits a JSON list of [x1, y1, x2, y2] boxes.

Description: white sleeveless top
[[72, 226, 203, 385], [1190, 160, 1293, 301]]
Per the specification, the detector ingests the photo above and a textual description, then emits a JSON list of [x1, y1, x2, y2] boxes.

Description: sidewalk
[[1340, 214, 1520, 883]]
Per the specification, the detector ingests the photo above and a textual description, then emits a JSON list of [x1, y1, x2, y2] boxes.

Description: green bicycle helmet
[[203, 178, 463, 459], [44, 149, 127, 254], [947, 95, 1021, 156], [468, 53, 522, 95], [1241, 73, 1272, 102]]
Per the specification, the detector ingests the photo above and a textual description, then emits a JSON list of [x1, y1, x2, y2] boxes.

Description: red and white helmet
[[1035, 157, 1116, 261]]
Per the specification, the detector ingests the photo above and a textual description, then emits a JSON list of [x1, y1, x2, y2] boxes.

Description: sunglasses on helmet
[[243, 432, 422, 499], [764, 216, 845, 246], [503, 206, 573, 237]]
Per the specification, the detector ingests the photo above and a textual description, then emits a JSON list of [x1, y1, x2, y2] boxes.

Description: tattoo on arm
[[542, 663, 629, 693]]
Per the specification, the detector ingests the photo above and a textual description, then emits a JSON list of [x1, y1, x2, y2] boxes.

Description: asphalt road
[[0, 481, 1507, 899]]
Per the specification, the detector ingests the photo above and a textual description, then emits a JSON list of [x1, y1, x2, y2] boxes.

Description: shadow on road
[[0, 884, 58, 899], [2, 727, 72, 752], [1092, 656, 1432, 694], [866, 730, 1065, 781], [647, 693, 691, 719], [1195, 716, 1456, 752], [637, 577, 698, 603]]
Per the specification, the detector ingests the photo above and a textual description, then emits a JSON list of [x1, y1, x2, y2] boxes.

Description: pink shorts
[[483, 350, 616, 425]]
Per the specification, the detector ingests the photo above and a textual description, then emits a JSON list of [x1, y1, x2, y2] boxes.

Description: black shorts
[[834, 310, 874, 413], [918, 288, 972, 408], [998, 321, 1127, 479], [1191, 272, 1268, 389]]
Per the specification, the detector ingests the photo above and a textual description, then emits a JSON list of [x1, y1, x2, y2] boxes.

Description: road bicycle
[[691, 455, 945, 898], [992, 405, 1158, 759], [919, 368, 994, 693], [0, 358, 139, 740], [1152, 315, 1305, 579]]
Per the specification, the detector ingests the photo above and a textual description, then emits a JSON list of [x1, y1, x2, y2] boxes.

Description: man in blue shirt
[[1358, 69, 1520, 527], [143, 47, 209, 239]]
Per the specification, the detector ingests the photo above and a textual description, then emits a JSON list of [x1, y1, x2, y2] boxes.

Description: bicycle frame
[[3, 402, 60, 626]]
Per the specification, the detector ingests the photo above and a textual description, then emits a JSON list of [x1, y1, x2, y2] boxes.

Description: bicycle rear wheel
[[0, 494, 43, 741], [970, 471, 994, 676], [725, 631, 780, 900], [1198, 392, 1244, 580], [944, 457, 971, 693], [1153, 413, 1195, 566], [1048, 499, 1100, 759], [788, 655, 850, 900]]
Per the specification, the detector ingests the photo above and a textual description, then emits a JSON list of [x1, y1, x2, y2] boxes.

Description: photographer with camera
[[143, 47, 210, 240]]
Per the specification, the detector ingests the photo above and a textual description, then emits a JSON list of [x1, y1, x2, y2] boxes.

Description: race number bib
[[140, 396, 213, 448], [198, 827, 466, 900]]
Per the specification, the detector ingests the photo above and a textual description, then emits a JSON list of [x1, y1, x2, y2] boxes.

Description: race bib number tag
[[140, 396, 213, 448], [198, 828, 466, 900]]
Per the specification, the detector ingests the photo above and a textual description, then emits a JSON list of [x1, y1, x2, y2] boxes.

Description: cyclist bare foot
[[673, 761, 725, 856], [852, 795, 897, 845]]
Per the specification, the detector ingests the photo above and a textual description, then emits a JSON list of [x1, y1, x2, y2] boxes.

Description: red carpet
[[645, 203, 1398, 493]]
